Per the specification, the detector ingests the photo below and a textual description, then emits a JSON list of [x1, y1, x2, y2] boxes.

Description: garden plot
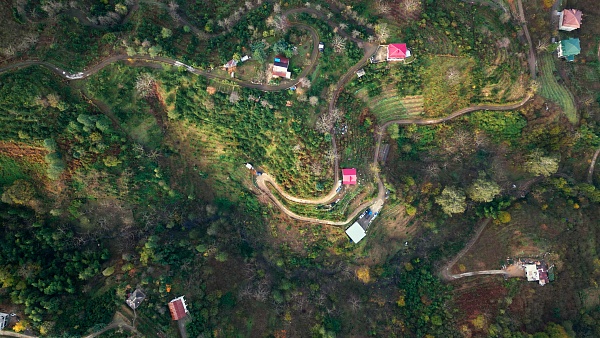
[[538, 53, 577, 124], [355, 86, 424, 124]]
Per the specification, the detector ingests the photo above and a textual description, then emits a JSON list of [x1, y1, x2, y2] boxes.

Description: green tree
[[467, 176, 501, 202], [525, 150, 559, 177], [149, 45, 163, 58], [435, 186, 466, 215], [161, 27, 173, 39], [251, 41, 267, 63], [1, 179, 35, 205], [103, 155, 121, 167]]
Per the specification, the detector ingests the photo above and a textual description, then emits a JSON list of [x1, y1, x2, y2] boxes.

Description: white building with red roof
[[342, 168, 357, 185], [387, 43, 411, 61], [168, 296, 189, 321], [272, 56, 291, 79], [558, 9, 582, 31]]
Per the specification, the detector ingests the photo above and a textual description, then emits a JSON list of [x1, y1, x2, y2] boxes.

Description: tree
[[309, 96, 319, 106], [524, 150, 559, 177], [375, 23, 389, 43], [251, 41, 267, 63], [467, 177, 501, 202], [435, 186, 466, 215], [331, 35, 346, 53], [135, 73, 156, 97], [272, 39, 294, 58], [161, 27, 173, 39], [1, 180, 35, 205], [229, 91, 240, 104], [103, 155, 121, 167]]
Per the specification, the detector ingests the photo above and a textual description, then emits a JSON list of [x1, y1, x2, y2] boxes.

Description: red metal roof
[[387, 43, 407, 60], [168, 298, 187, 320], [562, 9, 582, 29], [342, 168, 357, 185]]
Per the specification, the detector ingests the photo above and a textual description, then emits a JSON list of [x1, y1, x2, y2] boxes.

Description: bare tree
[[537, 40, 550, 52], [339, 23, 348, 30], [298, 77, 311, 88], [168, 1, 179, 12], [331, 35, 347, 53], [315, 4, 322, 11], [404, 0, 421, 14], [304, 2, 311, 7], [229, 91, 240, 104], [272, 15, 289, 32], [245, 1, 253, 10], [135, 73, 156, 98], [273, 3, 281, 13], [377, 0, 390, 14], [352, 30, 361, 39], [367, 35, 375, 43], [497, 37, 510, 49], [349, 296, 361, 312], [309, 96, 319, 106], [375, 23, 389, 43]]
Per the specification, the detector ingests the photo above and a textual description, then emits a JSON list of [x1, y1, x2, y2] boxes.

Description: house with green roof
[[557, 38, 581, 62]]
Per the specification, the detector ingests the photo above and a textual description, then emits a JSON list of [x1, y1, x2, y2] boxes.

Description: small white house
[[346, 222, 366, 243]]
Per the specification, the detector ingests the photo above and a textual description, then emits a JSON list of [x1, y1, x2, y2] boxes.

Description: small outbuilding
[[356, 68, 366, 78], [0, 313, 8, 330], [558, 9, 582, 31], [345, 222, 366, 243], [342, 168, 357, 185], [126, 289, 146, 310], [168, 296, 189, 321]]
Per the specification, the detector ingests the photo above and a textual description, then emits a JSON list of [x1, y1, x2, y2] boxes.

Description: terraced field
[[538, 53, 578, 123], [355, 87, 424, 124]]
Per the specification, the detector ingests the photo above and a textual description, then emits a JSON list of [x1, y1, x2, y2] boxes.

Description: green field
[[538, 53, 578, 123], [355, 86, 424, 124]]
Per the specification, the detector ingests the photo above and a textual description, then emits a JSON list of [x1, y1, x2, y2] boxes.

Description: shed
[[342, 168, 357, 185], [0, 313, 8, 330], [126, 289, 146, 310], [345, 222, 366, 243], [241, 55, 251, 62], [356, 68, 366, 78], [168, 296, 189, 321]]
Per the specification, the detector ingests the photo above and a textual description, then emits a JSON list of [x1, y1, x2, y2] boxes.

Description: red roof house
[[272, 56, 291, 79], [342, 168, 357, 185], [168, 296, 189, 321], [559, 9, 582, 31], [387, 43, 411, 61]]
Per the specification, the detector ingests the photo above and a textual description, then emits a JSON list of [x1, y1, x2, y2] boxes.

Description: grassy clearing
[[538, 53, 578, 123], [422, 56, 475, 117], [355, 86, 424, 124], [0, 155, 37, 186]]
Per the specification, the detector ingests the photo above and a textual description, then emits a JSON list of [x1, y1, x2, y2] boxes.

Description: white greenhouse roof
[[346, 222, 366, 243]]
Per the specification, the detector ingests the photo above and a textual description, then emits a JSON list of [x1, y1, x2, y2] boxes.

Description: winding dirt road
[[439, 218, 507, 281], [0, 3, 533, 228]]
